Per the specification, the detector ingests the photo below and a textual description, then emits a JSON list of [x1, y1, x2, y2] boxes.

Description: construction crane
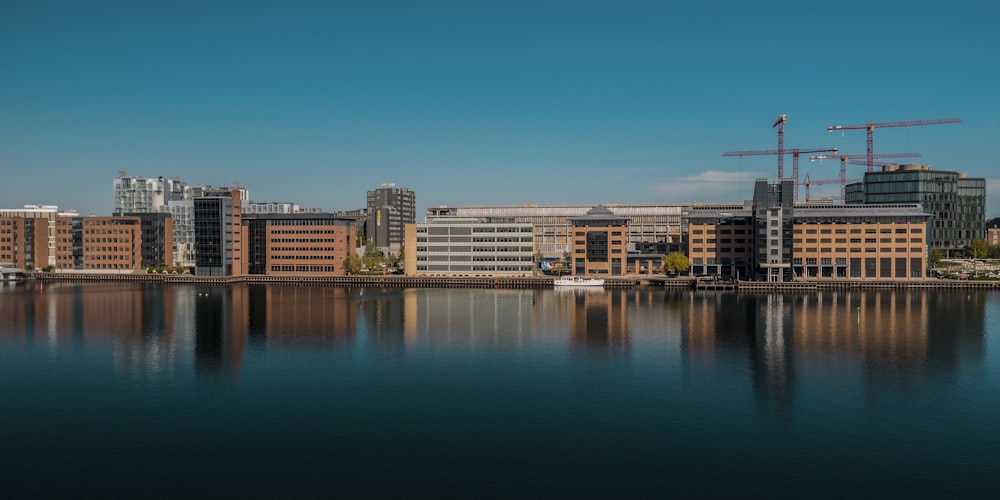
[[803, 173, 861, 203], [723, 146, 838, 202], [827, 118, 961, 171], [773, 114, 787, 179], [808, 153, 922, 203]]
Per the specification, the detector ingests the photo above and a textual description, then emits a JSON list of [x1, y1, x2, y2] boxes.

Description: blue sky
[[2, 0, 997, 217]]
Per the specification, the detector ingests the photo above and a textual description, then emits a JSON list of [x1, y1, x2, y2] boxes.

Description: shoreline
[[24, 272, 1000, 290]]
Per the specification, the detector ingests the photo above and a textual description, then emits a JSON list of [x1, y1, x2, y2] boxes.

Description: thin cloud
[[650, 170, 764, 203]]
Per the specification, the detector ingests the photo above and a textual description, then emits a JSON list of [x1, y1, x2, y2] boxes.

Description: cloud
[[649, 170, 765, 204]]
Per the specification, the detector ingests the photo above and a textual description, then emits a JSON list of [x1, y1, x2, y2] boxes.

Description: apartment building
[[404, 218, 534, 276], [243, 213, 356, 276]]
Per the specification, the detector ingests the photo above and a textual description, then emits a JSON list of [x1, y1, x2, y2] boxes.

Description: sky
[[2, 0, 998, 217]]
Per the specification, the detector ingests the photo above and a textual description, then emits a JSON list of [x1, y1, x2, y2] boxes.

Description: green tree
[[343, 254, 362, 275], [930, 249, 945, 267], [662, 252, 690, 275], [968, 239, 989, 259], [989, 244, 1000, 259]]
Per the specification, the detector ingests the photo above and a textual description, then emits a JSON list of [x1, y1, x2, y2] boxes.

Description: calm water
[[2, 282, 999, 498]]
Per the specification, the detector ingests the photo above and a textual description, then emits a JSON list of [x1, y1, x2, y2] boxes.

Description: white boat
[[553, 276, 605, 287]]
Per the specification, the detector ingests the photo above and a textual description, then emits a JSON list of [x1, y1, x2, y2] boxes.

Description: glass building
[[846, 164, 986, 256]]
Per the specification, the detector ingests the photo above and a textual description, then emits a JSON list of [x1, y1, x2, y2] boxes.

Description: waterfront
[[2, 282, 1000, 497]]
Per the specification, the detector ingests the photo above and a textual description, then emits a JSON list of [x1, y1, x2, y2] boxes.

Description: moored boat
[[553, 276, 605, 287]]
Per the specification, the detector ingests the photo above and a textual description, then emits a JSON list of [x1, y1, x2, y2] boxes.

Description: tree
[[662, 252, 690, 276], [343, 254, 362, 275], [968, 239, 989, 259], [930, 249, 945, 267]]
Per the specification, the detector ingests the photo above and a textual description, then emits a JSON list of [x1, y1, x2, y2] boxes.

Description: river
[[1, 282, 999, 497]]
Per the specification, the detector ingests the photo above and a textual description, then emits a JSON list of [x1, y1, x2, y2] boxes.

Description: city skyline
[[2, 1, 997, 216]]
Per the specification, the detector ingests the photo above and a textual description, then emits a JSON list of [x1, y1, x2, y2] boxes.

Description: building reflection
[[683, 289, 988, 418], [401, 288, 535, 350], [552, 288, 628, 356]]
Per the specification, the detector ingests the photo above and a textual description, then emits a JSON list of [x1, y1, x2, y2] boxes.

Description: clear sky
[[2, 0, 997, 217]]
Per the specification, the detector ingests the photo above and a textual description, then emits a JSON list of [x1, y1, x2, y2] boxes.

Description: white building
[[405, 218, 535, 276], [425, 203, 684, 259]]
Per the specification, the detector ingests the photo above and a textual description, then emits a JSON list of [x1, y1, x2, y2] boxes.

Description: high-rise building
[[194, 188, 243, 276], [846, 164, 986, 256], [366, 184, 415, 254]]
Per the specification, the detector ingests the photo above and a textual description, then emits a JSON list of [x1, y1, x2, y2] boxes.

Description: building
[[0, 205, 79, 268], [568, 205, 629, 277], [426, 203, 683, 260], [54, 216, 143, 271], [113, 173, 191, 215], [0, 216, 50, 270], [114, 174, 202, 267], [366, 184, 415, 254], [125, 213, 174, 268], [846, 164, 986, 256], [194, 188, 243, 276], [243, 213, 356, 276], [686, 179, 931, 280], [987, 218, 1000, 246], [404, 218, 534, 276]]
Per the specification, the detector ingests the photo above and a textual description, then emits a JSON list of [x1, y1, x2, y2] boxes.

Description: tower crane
[[827, 118, 960, 171], [808, 153, 922, 203], [803, 173, 860, 203], [723, 146, 837, 202], [773, 114, 787, 179]]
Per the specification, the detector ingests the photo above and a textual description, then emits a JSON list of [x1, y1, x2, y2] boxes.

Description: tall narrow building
[[366, 184, 415, 254], [194, 188, 243, 276]]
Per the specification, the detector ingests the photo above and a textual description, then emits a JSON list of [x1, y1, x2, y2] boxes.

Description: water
[[2, 282, 999, 497]]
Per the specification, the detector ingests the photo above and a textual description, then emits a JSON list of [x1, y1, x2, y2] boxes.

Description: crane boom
[[827, 118, 960, 171]]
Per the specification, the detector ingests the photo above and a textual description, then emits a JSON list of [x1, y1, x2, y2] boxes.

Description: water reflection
[[681, 290, 989, 418], [0, 283, 989, 396]]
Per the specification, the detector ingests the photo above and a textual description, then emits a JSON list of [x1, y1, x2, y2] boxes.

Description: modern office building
[[686, 179, 931, 281], [846, 164, 986, 256], [0, 205, 79, 268], [426, 203, 683, 260], [243, 213, 356, 276], [194, 188, 243, 276], [54, 216, 143, 271], [568, 205, 629, 276], [367, 184, 415, 254], [125, 213, 175, 268], [0, 217, 49, 270], [404, 218, 535, 276]]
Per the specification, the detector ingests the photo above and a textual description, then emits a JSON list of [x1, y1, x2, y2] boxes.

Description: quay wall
[[27, 273, 1000, 290]]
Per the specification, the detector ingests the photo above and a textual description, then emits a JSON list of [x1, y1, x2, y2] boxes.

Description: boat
[[553, 276, 605, 287]]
